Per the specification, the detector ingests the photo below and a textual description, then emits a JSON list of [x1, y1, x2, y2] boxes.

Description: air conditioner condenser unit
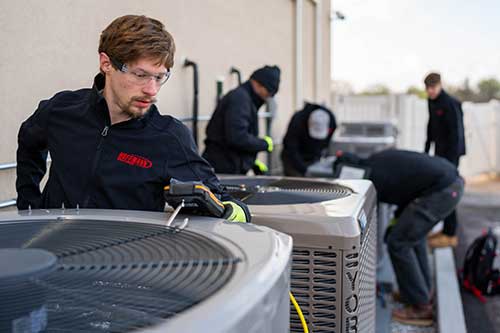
[[220, 176, 378, 333], [0, 208, 292, 333]]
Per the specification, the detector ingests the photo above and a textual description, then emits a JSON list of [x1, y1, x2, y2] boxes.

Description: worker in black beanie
[[250, 65, 281, 96], [203, 65, 281, 175]]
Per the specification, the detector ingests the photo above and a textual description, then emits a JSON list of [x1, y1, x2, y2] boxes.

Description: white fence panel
[[333, 94, 500, 177]]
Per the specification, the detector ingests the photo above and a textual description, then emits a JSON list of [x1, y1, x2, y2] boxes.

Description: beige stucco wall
[[0, 0, 331, 202]]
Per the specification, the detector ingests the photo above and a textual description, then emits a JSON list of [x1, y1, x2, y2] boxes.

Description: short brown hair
[[424, 72, 441, 87], [99, 15, 176, 68]]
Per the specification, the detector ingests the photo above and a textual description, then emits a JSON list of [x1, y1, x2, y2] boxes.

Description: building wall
[[0, 0, 331, 203]]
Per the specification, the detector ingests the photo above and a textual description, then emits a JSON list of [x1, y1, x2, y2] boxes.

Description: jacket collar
[[432, 89, 448, 102], [242, 81, 265, 109], [90, 73, 156, 128]]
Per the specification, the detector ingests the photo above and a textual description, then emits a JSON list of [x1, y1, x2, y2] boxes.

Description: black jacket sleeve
[[166, 121, 233, 202], [16, 100, 50, 210], [443, 100, 462, 160], [283, 114, 308, 175], [223, 94, 269, 153], [425, 101, 432, 153]]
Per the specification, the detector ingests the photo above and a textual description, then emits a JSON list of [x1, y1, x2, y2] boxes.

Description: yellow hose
[[289, 292, 309, 333]]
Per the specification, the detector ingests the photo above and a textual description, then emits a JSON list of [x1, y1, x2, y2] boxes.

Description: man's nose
[[142, 79, 159, 96]]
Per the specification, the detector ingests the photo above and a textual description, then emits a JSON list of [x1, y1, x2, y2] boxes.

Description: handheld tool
[[164, 180, 226, 218]]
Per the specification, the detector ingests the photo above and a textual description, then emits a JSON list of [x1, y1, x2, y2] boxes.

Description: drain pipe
[[230, 67, 242, 86], [313, 0, 322, 102], [216, 77, 224, 103], [265, 100, 277, 172], [183, 59, 199, 147], [295, 0, 304, 110]]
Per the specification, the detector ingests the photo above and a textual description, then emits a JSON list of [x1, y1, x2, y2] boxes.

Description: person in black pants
[[334, 149, 464, 326], [281, 103, 336, 177], [203, 66, 280, 175], [424, 72, 466, 248]]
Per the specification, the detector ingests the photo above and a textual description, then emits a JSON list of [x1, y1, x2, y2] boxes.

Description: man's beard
[[122, 96, 157, 119]]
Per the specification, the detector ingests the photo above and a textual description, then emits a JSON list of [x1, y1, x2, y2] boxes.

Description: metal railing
[[178, 111, 274, 123], [0, 162, 16, 171], [0, 199, 16, 209]]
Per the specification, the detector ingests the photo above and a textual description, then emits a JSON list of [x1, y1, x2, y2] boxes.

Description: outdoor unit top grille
[[221, 177, 353, 205], [0, 218, 238, 332]]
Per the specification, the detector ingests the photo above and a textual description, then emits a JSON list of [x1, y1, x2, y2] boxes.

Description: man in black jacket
[[203, 66, 280, 175], [281, 103, 336, 176], [16, 15, 250, 222], [334, 150, 464, 326], [424, 72, 466, 248]]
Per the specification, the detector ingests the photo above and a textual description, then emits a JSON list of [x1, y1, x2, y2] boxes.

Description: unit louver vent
[[0, 219, 239, 332], [290, 248, 340, 333]]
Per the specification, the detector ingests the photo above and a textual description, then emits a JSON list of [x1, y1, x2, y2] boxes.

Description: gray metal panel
[[355, 204, 377, 333], [0, 209, 292, 333]]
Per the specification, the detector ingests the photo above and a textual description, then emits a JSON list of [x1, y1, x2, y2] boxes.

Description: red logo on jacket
[[436, 109, 444, 116], [117, 152, 152, 169]]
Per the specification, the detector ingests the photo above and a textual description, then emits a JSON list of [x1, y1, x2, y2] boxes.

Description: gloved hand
[[253, 159, 269, 175], [263, 136, 273, 152], [222, 201, 251, 223]]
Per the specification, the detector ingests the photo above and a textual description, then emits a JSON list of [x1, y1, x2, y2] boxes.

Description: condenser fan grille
[[221, 178, 353, 205], [0, 219, 239, 332]]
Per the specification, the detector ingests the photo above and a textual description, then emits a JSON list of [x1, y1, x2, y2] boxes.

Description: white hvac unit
[[220, 176, 378, 333], [330, 121, 398, 158], [0, 209, 292, 333]]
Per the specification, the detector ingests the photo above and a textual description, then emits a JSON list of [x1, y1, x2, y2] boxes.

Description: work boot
[[392, 304, 434, 327], [428, 233, 458, 248]]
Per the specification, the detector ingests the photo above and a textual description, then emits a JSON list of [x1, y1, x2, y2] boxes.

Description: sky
[[331, 0, 500, 93]]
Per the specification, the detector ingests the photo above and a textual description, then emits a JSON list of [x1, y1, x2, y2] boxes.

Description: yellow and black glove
[[263, 135, 274, 153], [253, 159, 269, 175], [222, 201, 251, 223]]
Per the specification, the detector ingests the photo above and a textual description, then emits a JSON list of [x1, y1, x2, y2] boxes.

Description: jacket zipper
[[83, 125, 109, 206]]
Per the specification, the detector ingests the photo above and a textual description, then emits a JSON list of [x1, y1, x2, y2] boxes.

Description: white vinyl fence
[[333, 94, 500, 178]]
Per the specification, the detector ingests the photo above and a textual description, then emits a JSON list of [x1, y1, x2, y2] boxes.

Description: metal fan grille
[[221, 178, 353, 205], [0, 219, 239, 332]]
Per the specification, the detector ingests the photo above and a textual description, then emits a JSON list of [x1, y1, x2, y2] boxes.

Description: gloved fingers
[[254, 159, 269, 173], [222, 201, 249, 223], [263, 136, 274, 152]]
